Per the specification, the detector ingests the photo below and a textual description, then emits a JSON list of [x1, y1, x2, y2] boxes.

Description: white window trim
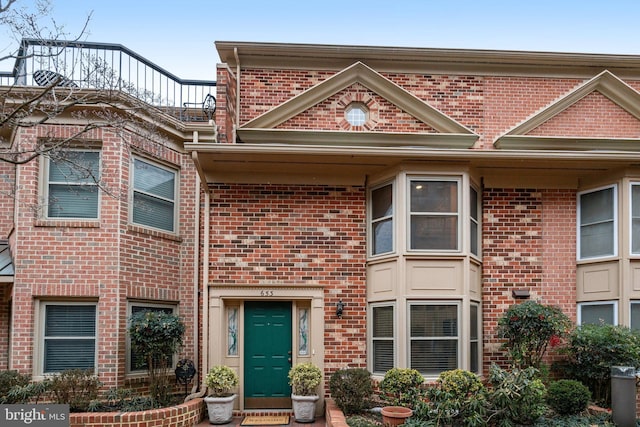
[[577, 184, 617, 261], [368, 301, 396, 375], [407, 300, 460, 379], [369, 182, 395, 258], [406, 176, 462, 253], [130, 156, 179, 234], [36, 300, 98, 377], [126, 301, 177, 375], [577, 300, 618, 325], [41, 149, 101, 220]]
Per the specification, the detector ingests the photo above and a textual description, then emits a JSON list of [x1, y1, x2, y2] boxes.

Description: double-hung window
[[470, 187, 480, 257], [41, 302, 96, 373], [128, 304, 176, 373], [132, 158, 177, 233], [409, 303, 458, 375], [409, 179, 459, 251], [578, 186, 616, 259], [46, 151, 100, 219], [371, 184, 393, 256], [371, 304, 394, 374]]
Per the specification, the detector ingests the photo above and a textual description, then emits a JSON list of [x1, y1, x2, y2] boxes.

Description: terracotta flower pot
[[381, 406, 413, 427]]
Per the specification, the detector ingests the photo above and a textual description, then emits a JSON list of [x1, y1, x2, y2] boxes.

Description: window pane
[[633, 186, 640, 254], [470, 187, 478, 220], [134, 159, 175, 200], [631, 303, 640, 330], [410, 216, 458, 250], [580, 222, 614, 258], [470, 221, 478, 256], [133, 192, 175, 232], [580, 188, 613, 225], [411, 340, 457, 375], [470, 305, 478, 340], [373, 306, 393, 337], [410, 305, 457, 338], [133, 159, 176, 232], [580, 304, 614, 325], [49, 152, 100, 183], [373, 219, 393, 255], [45, 305, 95, 336], [411, 181, 457, 213], [48, 184, 98, 218], [44, 339, 95, 372], [130, 306, 174, 371], [470, 342, 479, 373], [44, 305, 95, 373], [373, 341, 394, 373], [372, 185, 392, 219]]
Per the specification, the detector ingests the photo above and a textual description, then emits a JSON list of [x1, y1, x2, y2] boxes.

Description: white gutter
[[234, 47, 241, 143]]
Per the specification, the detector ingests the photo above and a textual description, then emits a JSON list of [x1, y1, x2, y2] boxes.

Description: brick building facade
[[3, 41, 640, 415]]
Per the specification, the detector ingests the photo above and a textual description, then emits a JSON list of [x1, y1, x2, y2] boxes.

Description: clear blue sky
[[5, 0, 640, 80]]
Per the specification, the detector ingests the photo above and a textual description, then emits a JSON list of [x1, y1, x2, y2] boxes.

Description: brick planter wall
[[69, 398, 204, 427]]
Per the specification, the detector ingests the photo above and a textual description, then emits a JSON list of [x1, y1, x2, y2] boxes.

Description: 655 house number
[[260, 290, 275, 297]]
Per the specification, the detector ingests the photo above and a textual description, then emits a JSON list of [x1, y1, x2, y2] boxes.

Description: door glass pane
[[580, 304, 614, 325]]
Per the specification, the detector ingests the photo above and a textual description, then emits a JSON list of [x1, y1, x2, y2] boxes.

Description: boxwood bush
[[546, 379, 591, 415]]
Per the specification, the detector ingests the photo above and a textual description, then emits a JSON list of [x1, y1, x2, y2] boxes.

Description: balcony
[[0, 39, 217, 123]]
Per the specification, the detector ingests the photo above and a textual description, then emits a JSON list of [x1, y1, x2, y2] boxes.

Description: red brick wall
[[208, 184, 368, 372], [529, 91, 640, 138], [482, 188, 577, 370], [9, 124, 197, 388]]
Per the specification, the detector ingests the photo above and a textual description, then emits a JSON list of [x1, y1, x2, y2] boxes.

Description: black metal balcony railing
[[0, 39, 216, 122]]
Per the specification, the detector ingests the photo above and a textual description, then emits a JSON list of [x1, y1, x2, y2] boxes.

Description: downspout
[[191, 147, 201, 393], [234, 47, 241, 142], [187, 133, 212, 399]]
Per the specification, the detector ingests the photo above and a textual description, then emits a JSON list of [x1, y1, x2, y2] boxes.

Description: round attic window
[[345, 103, 368, 126]]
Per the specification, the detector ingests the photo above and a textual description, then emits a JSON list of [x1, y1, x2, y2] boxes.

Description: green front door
[[244, 301, 292, 409]]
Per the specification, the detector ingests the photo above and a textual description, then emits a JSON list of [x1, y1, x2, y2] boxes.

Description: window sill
[[35, 219, 100, 228], [127, 224, 181, 242]]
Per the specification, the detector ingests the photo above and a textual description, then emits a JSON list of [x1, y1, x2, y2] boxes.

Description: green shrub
[[546, 379, 590, 415], [379, 368, 424, 408], [497, 300, 571, 369], [288, 362, 322, 396], [48, 368, 102, 412], [418, 369, 488, 427], [559, 323, 640, 404], [128, 310, 185, 407], [0, 370, 31, 403], [487, 364, 546, 426], [329, 368, 373, 415], [205, 365, 239, 397]]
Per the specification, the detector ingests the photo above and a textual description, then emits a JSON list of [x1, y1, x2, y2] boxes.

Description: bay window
[[409, 303, 458, 375], [371, 304, 394, 374], [371, 184, 394, 256], [132, 158, 177, 233]]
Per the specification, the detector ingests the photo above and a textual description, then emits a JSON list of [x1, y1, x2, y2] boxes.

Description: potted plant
[[288, 362, 322, 422], [379, 368, 423, 426], [204, 365, 239, 424]]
